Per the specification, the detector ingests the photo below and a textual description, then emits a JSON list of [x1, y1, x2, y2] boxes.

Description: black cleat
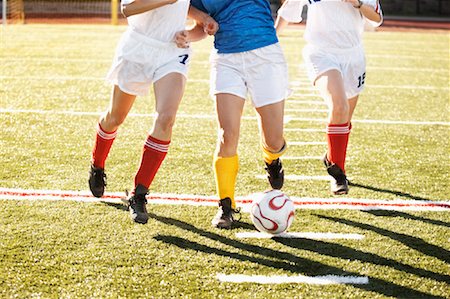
[[89, 165, 106, 198], [211, 197, 240, 229], [265, 158, 284, 189], [128, 184, 149, 224], [323, 154, 349, 195]]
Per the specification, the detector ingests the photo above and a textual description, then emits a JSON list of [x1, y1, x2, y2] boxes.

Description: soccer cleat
[[323, 154, 349, 195], [89, 165, 106, 198], [265, 158, 284, 189], [127, 184, 149, 224], [211, 197, 240, 229]]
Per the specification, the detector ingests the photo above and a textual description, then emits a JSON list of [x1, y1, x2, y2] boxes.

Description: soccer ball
[[250, 190, 295, 235]]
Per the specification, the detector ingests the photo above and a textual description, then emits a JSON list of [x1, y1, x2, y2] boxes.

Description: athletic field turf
[[1, 25, 449, 298]]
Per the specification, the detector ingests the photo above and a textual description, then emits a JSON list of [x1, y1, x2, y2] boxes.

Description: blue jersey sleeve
[[190, 0, 208, 13]]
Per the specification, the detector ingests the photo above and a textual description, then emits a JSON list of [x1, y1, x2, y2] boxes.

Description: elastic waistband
[[125, 29, 176, 49]]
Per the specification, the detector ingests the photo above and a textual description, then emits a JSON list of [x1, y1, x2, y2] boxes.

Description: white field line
[[285, 51, 447, 60], [291, 84, 449, 91], [291, 93, 321, 97], [289, 141, 327, 145], [282, 156, 323, 160], [0, 75, 209, 83], [256, 174, 331, 181], [367, 66, 449, 72], [284, 128, 325, 132], [4, 57, 447, 73], [285, 116, 450, 126], [1, 75, 448, 91], [288, 100, 326, 105], [285, 108, 328, 113], [1, 108, 449, 126], [0, 188, 448, 211], [235, 232, 364, 240], [216, 274, 369, 285]]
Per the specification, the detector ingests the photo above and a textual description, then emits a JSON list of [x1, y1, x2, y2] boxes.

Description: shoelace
[[232, 207, 242, 221]]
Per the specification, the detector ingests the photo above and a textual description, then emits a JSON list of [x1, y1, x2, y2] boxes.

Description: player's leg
[[129, 72, 186, 224], [211, 93, 245, 229], [245, 43, 289, 190], [89, 85, 136, 197], [348, 96, 358, 123], [315, 69, 350, 194], [255, 101, 287, 190]]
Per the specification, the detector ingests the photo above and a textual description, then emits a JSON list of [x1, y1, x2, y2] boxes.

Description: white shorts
[[303, 44, 366, 99], [107, 29, 191, 96], [209, 43, 290, 108]]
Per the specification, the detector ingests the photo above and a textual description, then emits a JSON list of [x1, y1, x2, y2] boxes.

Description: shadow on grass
[[101, 201, 128, 211], [349, 181, 434, 201], [363, 210, 450, 228], [150, 212, 443, 298], [317, 215, 450, 265]]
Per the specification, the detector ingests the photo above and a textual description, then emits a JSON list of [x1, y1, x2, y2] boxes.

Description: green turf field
[[1, 24, 449, 298]]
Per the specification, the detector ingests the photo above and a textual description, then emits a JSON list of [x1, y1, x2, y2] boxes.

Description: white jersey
[[121, 0, 190, 43], [278, 0, 383, 49], [107, 0, 191, 95]]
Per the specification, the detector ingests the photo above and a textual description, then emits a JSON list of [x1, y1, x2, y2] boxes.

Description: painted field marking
[[235, 232, 364, 240], [291, 93, 321, 97], [216, 274, 369, 285], [1, 108, 449, 126], [291, 86, 317, 91], [289, 141, 327, 145], [285, 108, 328, 113], [290, 83, 449, 91], [285, 116, 450, 126], [288, 100, 326, 105], [284, 128, 325, 132], [255, 174, 330, 181], [282, 156, 323, 160], [0, 188, 448, 211], [7, 59, 448, 73]]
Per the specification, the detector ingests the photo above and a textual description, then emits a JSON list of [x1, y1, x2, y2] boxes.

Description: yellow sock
[[262, 140, 287, 164], [213, 155, 239, 209]]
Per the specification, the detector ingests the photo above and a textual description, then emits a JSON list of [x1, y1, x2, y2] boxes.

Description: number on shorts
[[178, 54, 189, 65], [357, 72, 366, 88]]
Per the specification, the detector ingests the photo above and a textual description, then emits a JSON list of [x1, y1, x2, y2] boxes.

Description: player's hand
[[174, 30, 190, 48], [203, 17, 219, 35]]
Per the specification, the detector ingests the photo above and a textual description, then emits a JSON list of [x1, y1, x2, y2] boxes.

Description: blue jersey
[[191, 0, 278, 53]]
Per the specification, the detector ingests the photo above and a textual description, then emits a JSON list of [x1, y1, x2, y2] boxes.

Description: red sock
[[134, 135, 170, 189], [92, 123, 117, 169], [326, 123, 350, 173]]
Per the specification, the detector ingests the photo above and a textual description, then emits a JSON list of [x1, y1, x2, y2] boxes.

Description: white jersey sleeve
[[121, 0, 135, 5], [363, 0, 383, 27], [277, 0, 306, 23]]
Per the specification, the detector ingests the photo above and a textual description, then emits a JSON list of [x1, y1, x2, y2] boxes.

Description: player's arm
[[174, 24, 209, 48], [275, 16, 289, 34], [275, 0, 305, 34], [344, 0, 382, 23], [188, 5, 219, 35], [174, 5, 218, 48], [121, 0, 177, 17]]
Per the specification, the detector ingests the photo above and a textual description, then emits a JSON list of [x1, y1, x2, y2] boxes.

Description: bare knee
[[263, 136, 285, 153], [101, 111, 127, 131], [154, 112, 177, 134], [329, 102, 349, 124], [217, 127, 240, 156]]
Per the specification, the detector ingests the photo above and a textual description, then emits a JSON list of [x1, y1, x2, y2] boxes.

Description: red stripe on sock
[[91, 123, 117, 169], [326, 123, 349, 173], [134, 135, 170, 189]]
